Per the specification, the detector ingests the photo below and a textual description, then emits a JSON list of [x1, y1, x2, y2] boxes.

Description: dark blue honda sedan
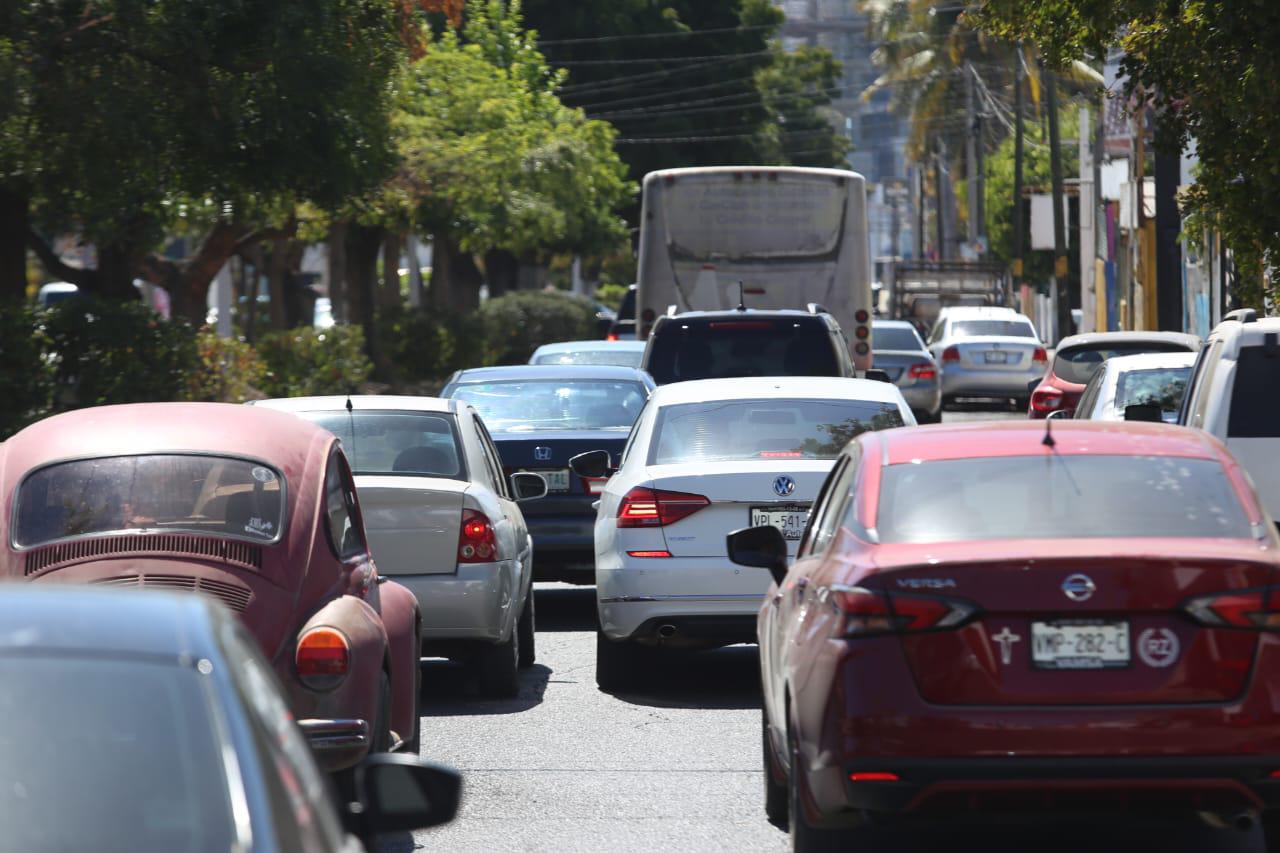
[[441, 364, 655, 583]]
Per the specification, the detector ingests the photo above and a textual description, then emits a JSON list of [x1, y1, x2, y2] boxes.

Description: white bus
[[634, 166, 874, 370]]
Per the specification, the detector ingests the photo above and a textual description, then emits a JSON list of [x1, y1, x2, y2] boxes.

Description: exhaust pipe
[[1231, 811, 1257, 832], [656, 624, 678, 640], [1201, 810, 1259, 832]]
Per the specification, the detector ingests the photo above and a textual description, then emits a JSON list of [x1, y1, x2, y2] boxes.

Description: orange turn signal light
[[296, 627, 350, 690]]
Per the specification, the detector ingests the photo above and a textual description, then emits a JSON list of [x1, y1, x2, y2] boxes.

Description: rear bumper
[[597, 558, 770, 642], [390, 561, 515, 643], [525, 515, 596, 578], [896, 381, 941, 414], [941, 364, 1043, 398]]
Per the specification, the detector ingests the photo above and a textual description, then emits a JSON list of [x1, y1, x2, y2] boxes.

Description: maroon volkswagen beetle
[[0, 403, 422, 772]]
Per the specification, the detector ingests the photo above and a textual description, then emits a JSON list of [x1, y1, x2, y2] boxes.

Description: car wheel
[[476, 629, 520, 699], [788, 731, 850, 852], [595, 629, 647, 692], [518, 589, 536, 669], [762, 710, 788, 827]]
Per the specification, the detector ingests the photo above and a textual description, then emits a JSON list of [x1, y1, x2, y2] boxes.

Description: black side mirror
[[864, 368, 892, 383], [727, 525, 790, 586], [510, 472, 549, 502], [350, 753, 461, 840], [1124, 403, 1163, 423], [569, 449, 611, 479]]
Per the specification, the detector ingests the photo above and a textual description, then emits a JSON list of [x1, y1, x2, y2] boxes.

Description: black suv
[[641, 307, 855, 385]]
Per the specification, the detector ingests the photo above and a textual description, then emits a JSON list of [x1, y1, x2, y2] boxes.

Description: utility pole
[[1154, 145, 1183, 331], [1046, 66, 1071, 342], [965, 62, 979, 251], [1012, 46, 1026, 291], [914, 164, 925, 260], [934, 140, 947, 260]]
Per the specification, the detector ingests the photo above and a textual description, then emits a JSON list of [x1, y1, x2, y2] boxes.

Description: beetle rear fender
[[291, 595, 388, 747], [378, 578, 422, 747]]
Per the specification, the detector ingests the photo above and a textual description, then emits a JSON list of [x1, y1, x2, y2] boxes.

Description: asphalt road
[[377, 404, 1263, 853]]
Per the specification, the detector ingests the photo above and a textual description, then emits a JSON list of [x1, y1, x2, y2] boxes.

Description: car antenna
[[736, 281, 747, 312], [345, 394, 359, 463], [1042, 414, 1056, 448]]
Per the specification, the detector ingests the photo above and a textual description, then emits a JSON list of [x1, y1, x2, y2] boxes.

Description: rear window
[[15, 454, 284, 547], [951, 319, 1035, 338], [1228, 346, 1280, 438], [650, 398, 903, 465], [873, 326, 924, 352], [0, 656, 236, 851], [303, 411, 465, 479], [877, 455, 1253, 543], [1054, 342, 1192, 385], [646, 318, 840, 384], [1115, 366, 1192, 420], [661, 178, 847, 258], [534, 349, 644, 368], [450, 380, 648, 432]]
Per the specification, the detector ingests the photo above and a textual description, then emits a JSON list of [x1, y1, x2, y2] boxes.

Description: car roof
[[872, 320, 920, 330], [938, 306, 1019, 319], [1098, 351, 1198, 375], [0, 587, 221, 660], [1056, 330, 1200, 352], [532, 340, 647, 353], [873, 420, 1223, 466], [652, 376, 906, 407], [254, 395, 458, 415], [660, 308, 829, 322], [1206, 315, 1280, 356], [446, 364, 654, 383]]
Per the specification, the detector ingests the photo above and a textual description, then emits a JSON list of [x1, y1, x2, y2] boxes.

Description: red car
[[1027, 331, 1199, 418], [0, 403, 422, 773], [730, 420, 1280, 849]]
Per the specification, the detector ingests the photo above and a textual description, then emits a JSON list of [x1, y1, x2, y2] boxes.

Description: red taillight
[[849, 772, 900, 783], [458, 508, 497, 563], [830, 585, 976, 636], [708, 321, 774, 330], [1184, 587, 1280, 629], [617, 486, 710, 528], [1030, 386, 1064, 413], [607, 333, 619, 342], [854, 326, 870, 340], [627, 550, 673, 558], [296, 627, 349, 690], [941, 346, 960, 363], [1033, 346, 1048, 363], [906, 363, 936, 380], [855, 309, 870, 324]]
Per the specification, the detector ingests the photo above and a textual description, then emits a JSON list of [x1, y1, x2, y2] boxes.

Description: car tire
[[476, 629, 520, 699], [595, 629, 648, 692], [762, 711, 788, 827], [517, 589, 536, 669], [788, 731, 851, 852]]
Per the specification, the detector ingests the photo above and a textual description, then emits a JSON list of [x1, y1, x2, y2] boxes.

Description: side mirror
[[727, 525, 790, 586], [863, 368, 892, 384], [350, 753, 461, 840], [1046, 409, 1073, 421], [1123, 403, 1163, 423], [569, 449, 611, 479], [510, 472, 548, 502]]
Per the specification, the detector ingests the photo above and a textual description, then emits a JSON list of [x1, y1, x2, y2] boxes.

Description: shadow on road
[[611, 644, 763, 711], [419, 661, 552, 717]]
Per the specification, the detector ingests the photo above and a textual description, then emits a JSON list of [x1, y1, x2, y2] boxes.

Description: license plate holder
[[750, 505, 810, 540], [1031, 619, 1130, 670], [984, 351, 1009, 364], [523, 468, 571, 493]]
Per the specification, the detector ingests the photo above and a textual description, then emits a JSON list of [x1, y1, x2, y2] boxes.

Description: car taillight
[[941, 346, 960, 363], [607, 333, 619, 342], [296, 627, 350, 690], [617, 486, 709, 528], [906, 363, 936, 380], [1030, 386, 1063, 413], [1184, 587, 1280, 629], [458, 509, 497, 563], [829, 585, 976, 636], [1033, 346, 1048, 363]]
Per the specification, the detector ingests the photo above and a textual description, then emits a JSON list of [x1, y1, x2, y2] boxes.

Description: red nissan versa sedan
[[729, 420, 1280, 851], [1027, 331, 1200, 418]]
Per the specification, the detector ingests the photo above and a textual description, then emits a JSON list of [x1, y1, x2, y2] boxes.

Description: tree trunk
[[433, 236, 482, 312], [484, 248, 519, 298], [380, 231, 403, 310], [346, 224, 386, 373], [96, 242, 143, 301], [327, 221, 349, 325], [283, 240, 309, 328], [0, 187, 29, 303], [265, 235, 290, 331]]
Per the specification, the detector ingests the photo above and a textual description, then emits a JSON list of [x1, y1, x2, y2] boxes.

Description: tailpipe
[[656, 624, 678, 640]]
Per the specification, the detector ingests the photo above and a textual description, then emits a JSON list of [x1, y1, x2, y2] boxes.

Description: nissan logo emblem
[[773, 475, 796, 497], [533, 446, 552, 462], [1061, 573, 1096, 603]]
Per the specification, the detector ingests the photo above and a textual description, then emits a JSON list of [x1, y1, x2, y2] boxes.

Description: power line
[[615, 129, 837, 145], [555, 54, 764, 96], [551, 49, 771, 67], [573, 73, 763, 112], [537, 24, 775, 48]]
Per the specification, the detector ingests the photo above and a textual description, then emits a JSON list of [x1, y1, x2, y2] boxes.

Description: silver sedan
[[872, 320, 942, 422], [925, 307, 1047, 406]]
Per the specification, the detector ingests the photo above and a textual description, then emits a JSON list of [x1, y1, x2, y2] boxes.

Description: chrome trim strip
[[600, 594, 767, 604], [297, 718, 369, 750]]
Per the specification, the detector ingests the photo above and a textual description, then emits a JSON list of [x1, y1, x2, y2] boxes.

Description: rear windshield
[[873, 326, 924, 352], [662, 178, 847, 258], [1054, 342, 1192, 385], [533, 349, 644, 368], [451, 380, 648, 432], [877, 455, 1252, 543], [1228, 346, 1280, 438], [650, 398, 903, 465], [951, 319, 1035, 338], [15, 454, 284, 547], [0, 656, 235, 851], [303, 411, 465, 479], [1115, 366, 1192, 420], [646, 318, 839, 384]]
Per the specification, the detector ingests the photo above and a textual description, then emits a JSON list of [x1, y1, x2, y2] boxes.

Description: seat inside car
[[392, 445, 455, 475]]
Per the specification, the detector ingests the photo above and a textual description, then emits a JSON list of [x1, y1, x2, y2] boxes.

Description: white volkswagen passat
[[570, 377, 915, 690]]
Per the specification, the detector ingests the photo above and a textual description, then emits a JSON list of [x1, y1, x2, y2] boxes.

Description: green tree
[[975, 0, 1280, 306], [755, 46, 852, 168]]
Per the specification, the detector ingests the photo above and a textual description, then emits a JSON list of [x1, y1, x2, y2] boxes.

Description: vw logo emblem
[[1062, 573, 1096, 602], [533, 446, 552, 462], [772, 475, 796, 497]]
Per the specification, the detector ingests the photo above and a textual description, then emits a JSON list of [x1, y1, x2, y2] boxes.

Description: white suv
[[1178, 309, 1280, 523]]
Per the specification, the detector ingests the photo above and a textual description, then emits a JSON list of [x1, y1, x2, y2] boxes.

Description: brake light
[[855, 309, 870, 324], [906, 363, 936, 380], [617, 486, 709, 528], [829, 585, 977, 636], [458, 509, 497, 563], [607, 333, 619, 342], [627, 550, 672, 558], [296, 627, 349, 690], [854, 326, 870, 340], [1184, 587, 1280, 629], [1030, 386, 1063, 413], [709, 321, 774, 330], [941, 346, 960, 363], [850, 772, 900, 783], [1033, 346, 1048, 363]]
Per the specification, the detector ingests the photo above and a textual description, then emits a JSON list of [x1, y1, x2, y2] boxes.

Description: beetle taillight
[[296, 627, 350, 691], [459, 508, 497, 563]]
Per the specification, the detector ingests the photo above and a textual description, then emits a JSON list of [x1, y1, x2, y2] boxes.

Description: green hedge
[[256, 326, 374, 398], [478, 290, 599, 365], [0, 304, 55, 439]]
